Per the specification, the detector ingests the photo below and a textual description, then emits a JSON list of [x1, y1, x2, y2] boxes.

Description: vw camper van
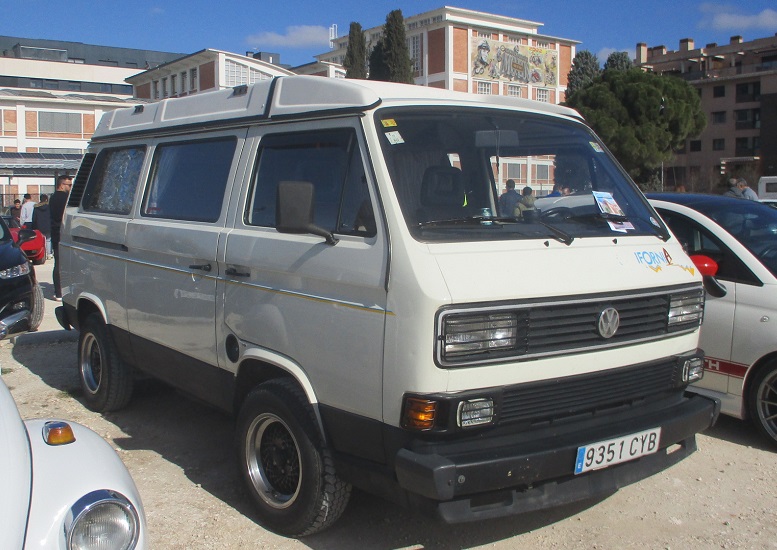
[[57, 76, 718, 536]]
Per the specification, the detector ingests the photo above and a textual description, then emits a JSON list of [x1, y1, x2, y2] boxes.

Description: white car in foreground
[[0, 376, 146, 549], [649, 193, 777, 447]]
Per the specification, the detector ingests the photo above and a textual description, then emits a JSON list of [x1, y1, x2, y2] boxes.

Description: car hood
[[0, 239, 28, 271], [0, 379, 32, 550], [428, 235, 701, 303]]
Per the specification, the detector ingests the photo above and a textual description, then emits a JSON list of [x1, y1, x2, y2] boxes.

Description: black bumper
[[394, 393, 719, 523]]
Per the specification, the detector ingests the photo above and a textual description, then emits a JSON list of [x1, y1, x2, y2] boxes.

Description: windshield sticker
[[634, 248, 696, 276], [385, 131, 405, 145], [608, 220, 634, 233], [589, 141, 604, 153], [381, 119, 398, 128], [593, 191, 625, 217]]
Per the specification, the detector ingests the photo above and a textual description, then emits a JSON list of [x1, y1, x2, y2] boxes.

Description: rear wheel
[[78, 313, 133, 411], [748, 362, 777, 447], [237, 379, 351, 537]]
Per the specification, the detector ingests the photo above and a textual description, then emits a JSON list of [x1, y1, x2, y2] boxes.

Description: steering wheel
[[540, 207, 572, 220]]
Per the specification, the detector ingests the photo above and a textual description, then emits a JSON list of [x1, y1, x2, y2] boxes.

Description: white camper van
[[57, 76, 718, 536]]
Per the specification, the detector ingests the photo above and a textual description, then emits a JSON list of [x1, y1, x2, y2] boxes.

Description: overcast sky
[[4, 1, 777, 67]]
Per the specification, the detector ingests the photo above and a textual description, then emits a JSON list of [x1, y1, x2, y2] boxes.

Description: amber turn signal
[[43, 420, 76, 446], [401, 397, 438, 430]]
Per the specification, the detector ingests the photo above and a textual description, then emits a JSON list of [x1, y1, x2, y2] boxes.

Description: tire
[[28, 282, 44, 332], [237, 379, 351, 537], [78, 313, 133, 412], [748, 362, 777, 448]]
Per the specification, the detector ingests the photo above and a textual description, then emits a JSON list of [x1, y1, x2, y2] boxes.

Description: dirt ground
[[2, 262, 777, 549]]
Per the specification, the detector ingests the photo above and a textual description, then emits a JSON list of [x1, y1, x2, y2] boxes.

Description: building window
[[477, 31, 491, 38], [689, 140, 701, 152], [736, 81, 760, 103], [506, 163, 521, 180], [38, 112, 82, 134], [536, 164, 550, 180], [161, 78, 168, 98], [152, 80, 160, 99], [170, 74, 177, 96], [190, 68, 198, 92], [408, 34, 422, 76], [712, 138, 725, 151], [476, 81, 492, 95], [536, 41, 550, 48], [711, 111, 726, 124], [180, 72, 187, 94], [536, 89, 550, 102], [713, 85, 725, 98], [507, 84, 524, 97]]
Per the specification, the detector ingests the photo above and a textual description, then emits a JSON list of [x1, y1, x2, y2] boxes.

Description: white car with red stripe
[[649, 193, 777, 446]]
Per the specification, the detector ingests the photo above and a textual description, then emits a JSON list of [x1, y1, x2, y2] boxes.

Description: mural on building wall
[[471, 39, 557, 86]]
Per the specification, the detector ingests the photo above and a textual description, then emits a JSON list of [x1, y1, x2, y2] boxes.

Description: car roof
[[647, 192, 777, 213]]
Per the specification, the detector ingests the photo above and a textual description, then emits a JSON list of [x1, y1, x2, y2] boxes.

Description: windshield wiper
[[418, 215, 575, 246]]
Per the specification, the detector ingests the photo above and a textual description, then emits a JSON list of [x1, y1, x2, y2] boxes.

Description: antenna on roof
[[329, 24, 338, 49]]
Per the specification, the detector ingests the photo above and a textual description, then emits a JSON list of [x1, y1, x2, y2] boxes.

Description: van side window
[[143, 137, 236, 222], [247, 129, 376, 237], [81, 146, 145, 214]]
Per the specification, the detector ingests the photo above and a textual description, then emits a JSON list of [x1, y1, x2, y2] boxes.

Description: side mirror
[[16, 228, 37, 247], [690, 254, 727, 298], [276, 181, 338, 245]]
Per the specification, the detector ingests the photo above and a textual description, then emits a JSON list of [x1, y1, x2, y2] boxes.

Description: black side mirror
[[276, 181, 338, 245], [16, 228, 37, 247]]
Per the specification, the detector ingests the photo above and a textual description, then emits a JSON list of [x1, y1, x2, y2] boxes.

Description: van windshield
[[375, 107, 666, 243]]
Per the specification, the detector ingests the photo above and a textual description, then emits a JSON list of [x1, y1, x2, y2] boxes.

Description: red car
[[1, 216, 46, 265]]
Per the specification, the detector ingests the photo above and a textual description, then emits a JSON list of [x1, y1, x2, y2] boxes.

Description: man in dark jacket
[[49, 174, 72, 300], [32, 194, 52, 258]]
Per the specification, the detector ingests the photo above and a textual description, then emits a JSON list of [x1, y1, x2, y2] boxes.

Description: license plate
[[574, 427, 661, 474]]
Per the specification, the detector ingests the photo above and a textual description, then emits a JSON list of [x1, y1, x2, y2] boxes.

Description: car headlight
[[65, 490, 140, 550], [442, 312, 518, 358], [0, 261, 30, 279]]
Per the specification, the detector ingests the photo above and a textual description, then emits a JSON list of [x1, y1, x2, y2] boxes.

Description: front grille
[[437, 284, 703, 367], [499, 359, 679, 426]]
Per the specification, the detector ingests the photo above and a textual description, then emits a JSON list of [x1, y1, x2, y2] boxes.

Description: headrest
[[421, 166, 465, 207]]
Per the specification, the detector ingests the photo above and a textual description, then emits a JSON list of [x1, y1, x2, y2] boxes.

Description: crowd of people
[[4, 174, 72, 301]]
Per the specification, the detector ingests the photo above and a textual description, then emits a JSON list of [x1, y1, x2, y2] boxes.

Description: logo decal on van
[[597, 307, 620, 338], [634, 248, 695, 276]]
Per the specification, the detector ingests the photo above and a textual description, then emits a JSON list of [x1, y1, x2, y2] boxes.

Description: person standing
[[20, 193, 35, 229], [724, 178, 743, 198], [7, 199, 22, 227], [32, 194, 52, 258], [49, 174, 72, 301], [738, 177, 758, 201], [497, 179, 520, 217]]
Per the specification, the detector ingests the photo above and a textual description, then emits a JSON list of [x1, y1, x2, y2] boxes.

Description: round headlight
[[65, 490, 139, 550]]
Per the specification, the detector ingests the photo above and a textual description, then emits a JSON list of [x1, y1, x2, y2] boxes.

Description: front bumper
[[0, 276, 33, 340], [394, 392, 719, 523]]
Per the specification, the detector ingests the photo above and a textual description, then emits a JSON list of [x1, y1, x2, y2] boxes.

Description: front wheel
[[78, 313, 133, 411], [748, 362, 777, 447], [28, 282, 44, 331], [237, 379, 351, 537]]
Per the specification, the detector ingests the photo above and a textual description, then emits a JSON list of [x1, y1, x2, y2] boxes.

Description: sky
[[3, 1, 777, 68]]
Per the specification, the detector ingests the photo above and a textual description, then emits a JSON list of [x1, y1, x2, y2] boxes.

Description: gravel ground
[[2, 261, 777, 549]]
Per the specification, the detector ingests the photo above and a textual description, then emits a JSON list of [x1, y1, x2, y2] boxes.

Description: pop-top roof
[[93, 76, 582, 140]]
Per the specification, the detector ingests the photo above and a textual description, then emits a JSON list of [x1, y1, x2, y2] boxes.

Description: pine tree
[[343, 22, 367, 79], [604, 51, 633, 72], [369, 10, 413, 84], [566, 50, 601, 99]]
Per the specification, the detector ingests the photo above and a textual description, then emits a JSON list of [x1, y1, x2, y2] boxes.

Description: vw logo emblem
[[598, 307, 620, 339]]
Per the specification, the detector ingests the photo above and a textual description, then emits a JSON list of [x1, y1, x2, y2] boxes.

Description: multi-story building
[[315, 6, 577, 104], [0, 35, 183, 204], [127, 49, 294, 101], [636, 34, 777, 192]]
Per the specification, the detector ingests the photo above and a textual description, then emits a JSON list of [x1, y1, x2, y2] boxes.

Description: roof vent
[[133, 105, 144, 114], [232, 84, 248, 96]]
